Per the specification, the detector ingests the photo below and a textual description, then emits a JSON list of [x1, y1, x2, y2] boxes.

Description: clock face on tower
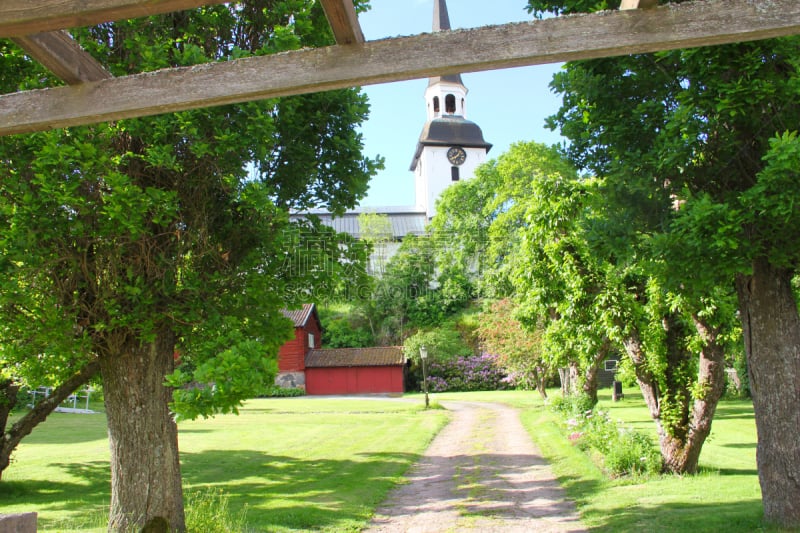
[[447, 146, 467, 166]]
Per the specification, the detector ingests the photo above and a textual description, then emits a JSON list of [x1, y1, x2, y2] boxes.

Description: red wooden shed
[[275, 304, 322, 390], [305, 347, 406, 395], [275, 304, 406, 395]]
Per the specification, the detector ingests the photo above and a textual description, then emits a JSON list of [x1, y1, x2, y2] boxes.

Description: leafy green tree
[[527, 0, 800, 524], [476, 299, 550, 398], [0, 1, 379, 530], [475, 141, 731, 475], [429, 172, 497, 297]]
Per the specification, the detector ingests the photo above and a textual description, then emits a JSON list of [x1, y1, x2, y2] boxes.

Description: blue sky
[[355, 0, 565, 207]]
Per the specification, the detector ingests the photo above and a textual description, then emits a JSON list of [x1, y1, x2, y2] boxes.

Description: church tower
[[410, 0, 492, 220]]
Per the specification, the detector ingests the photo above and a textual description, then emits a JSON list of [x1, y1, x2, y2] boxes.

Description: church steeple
[[427, 0, 464, 96], [433, 0, 451, 31], [410, 0, 491, 220]]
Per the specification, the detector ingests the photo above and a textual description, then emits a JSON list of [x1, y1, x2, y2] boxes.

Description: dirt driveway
[[364, 401, 586, 533]]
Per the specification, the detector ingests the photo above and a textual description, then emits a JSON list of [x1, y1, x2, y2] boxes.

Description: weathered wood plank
[[12, 31, 112, 84], [0, 0, 227, 37], [319, 0, 364, 45], [1, 0, 799, 136]]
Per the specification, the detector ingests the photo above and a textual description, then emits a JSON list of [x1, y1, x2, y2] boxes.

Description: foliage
[[550, 393, 661, 477], [403, 327, 473, 364], [260, 386, 306, 398], [429, 174, 498, 297], [425, 354, 510, 393], [549, 393, 596, 417], [435, 135, 731, 472], [318, 306, 374, 349], [0, 0, 380, 418], [0, 1, 381, 527], [524, 0, 800, 517], [476, 299, 550, 391], [185, 488, 250, 533], [561, 408, 662, 478]]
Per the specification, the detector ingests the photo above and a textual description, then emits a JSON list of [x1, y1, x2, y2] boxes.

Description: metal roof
[[305, 346, 406, 368], [291, 210, 427, 240]]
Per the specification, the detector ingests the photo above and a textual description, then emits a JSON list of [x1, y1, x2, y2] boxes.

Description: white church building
[[303, 0, 492, 251]]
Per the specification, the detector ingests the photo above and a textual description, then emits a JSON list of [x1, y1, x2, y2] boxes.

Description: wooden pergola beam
[[319, 0, 364, 45], [12, 31, 112, 84], [0, 0, 228, 38], [1, 0, 799, 136]]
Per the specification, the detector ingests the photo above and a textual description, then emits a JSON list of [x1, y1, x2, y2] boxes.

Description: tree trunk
[[658, 314, 727, 474], [622, 330, 661, 422], [0, 379, 20, 442], [536, 366, 548, 400], [1, 361, 100, 480], [736, 259, 800, 528], [568, 361, 580, 395], [623, 315, 728, 475], [100, 329, 185, 532], [582, 339, 611, 406]]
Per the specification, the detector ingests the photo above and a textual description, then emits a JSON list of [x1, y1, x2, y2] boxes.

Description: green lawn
[[1, 397, 448, 532], [0, 389, 784, 533]]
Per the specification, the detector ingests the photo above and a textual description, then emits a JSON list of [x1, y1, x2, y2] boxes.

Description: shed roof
[[305, 346, 405, 368], [280, 303, 317, 328]]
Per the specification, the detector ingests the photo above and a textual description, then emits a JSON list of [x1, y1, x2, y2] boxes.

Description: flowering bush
[[424, 353, 509, 392], [554, 399, 661, 477]]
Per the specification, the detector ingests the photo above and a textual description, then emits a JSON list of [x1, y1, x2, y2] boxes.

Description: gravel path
[[364, 401, 586, 533]]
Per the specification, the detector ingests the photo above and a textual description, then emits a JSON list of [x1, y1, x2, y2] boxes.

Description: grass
[[0, 388, 789, 532], [1, 397, 449, 532]]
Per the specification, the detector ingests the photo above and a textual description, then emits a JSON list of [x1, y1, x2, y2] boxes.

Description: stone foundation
[[275, 371, 306, 390]]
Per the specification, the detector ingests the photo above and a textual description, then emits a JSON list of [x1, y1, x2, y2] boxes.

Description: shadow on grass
[[713, 402, 755, 420], [722, 442, 757, 449], [585, 499, 770, 533], [5, 450, 423, 532], [180, 449, 422, 531], [1, 461, 111, 530]]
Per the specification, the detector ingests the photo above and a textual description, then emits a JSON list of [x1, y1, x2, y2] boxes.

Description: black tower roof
[[409, 116, 492, 171]]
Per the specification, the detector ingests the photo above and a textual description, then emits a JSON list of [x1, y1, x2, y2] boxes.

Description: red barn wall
[[277, 317, 321, 372], [306, 366, 405, 395]]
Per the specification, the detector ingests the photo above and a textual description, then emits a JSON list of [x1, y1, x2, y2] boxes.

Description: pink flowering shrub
[[424, 353, 510, 392]]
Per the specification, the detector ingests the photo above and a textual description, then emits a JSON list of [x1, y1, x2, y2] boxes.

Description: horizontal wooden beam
[[0, 0, 227, 38], [12, 31, 112, 84], [320, 0, 364, 45], [2, 0, 799, 136]]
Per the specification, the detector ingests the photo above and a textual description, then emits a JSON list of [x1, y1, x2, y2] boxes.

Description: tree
[[476, 299, 550, 398], [0, 1, 379, 530], [527, 0, 800, 525], [470, 141, 732, 475]]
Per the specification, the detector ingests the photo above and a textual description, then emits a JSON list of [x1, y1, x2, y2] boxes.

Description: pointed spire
[[429, 0, 464, 87], [433, 0, 452, 32]]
